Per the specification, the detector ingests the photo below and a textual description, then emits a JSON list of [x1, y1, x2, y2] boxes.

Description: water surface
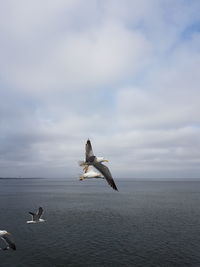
[[1, 178, 200, 267]]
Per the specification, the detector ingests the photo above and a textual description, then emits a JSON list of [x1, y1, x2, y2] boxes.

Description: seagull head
[[96, 157, 109, 163], [79, 175, 84, 181]]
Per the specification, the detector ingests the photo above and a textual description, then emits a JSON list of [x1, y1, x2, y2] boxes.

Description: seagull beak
[[103, 160, 109, 162]]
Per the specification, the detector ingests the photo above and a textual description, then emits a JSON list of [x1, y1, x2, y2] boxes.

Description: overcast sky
[[0, 0, 200, 178]]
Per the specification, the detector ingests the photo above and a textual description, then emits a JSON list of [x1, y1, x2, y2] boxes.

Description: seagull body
[[79, 156, 108, 169], [0, 230, 16, 251], [27, 219, 45, 224], [27, 207, 45, 224], [80, 166, 104, 180], [79, 139, 118, 191]]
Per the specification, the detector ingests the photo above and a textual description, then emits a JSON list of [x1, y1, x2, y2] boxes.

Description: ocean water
[[1, 178, 200, 267]]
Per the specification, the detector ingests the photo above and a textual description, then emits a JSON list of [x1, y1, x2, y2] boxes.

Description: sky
[[0, 0, 200, 179]]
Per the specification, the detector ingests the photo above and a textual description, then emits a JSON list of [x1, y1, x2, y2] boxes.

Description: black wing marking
[[37, 207, 43, 219], [93, 162, 118, 191], [29, 207, 43, 221], [85, 139, 94, 162], [29, 212, 36, 220], [1, 234, 16, 250]]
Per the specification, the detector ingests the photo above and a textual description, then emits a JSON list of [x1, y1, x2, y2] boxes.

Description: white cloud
[[1, 21, 152, 92], [117, 32, 200, 130]]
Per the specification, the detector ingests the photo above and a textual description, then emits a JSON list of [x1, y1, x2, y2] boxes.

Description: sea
[[1, 178, 200, 267]]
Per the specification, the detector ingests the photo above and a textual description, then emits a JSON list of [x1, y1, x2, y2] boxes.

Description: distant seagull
[[27, 207, 45, 224], [80, 166, 104, 180], [0, 230, 16, 251], [79, 139, 118, 191]]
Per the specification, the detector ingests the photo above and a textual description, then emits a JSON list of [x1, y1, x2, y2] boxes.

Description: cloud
[[0, 0, 200, 178], [1, 20, 152, 92], [117, 31, 200, 129]]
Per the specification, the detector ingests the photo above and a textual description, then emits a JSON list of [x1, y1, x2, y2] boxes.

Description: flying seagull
[[80, 166, 104, 180], [27, 207, 45, 224], [79, 140, 109, 172], [79, 139, 118, 191], [0, 230, 16, 251]]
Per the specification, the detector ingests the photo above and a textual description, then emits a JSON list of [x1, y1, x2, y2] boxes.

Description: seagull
[[79, 141, 109, 172], [27, 207, 45, 224], [79, 139, 118, 191], [0, 230, 16, 251], [80, 166, 104, 180]]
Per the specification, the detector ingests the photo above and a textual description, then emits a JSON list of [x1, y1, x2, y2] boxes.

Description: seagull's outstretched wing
[[93, 162, 118, 191], [29, 211, 36, 220], [85, 139, 94, 162], [1, 233, 16, 250], [37, 207, 43, 219], [29, 207, 43, 221]]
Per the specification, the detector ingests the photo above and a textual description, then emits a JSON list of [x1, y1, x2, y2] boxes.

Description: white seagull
[[79, 139, 118, 191], [80, 166, 104, 180], [0, 230, 16, 251], [27, 207, 45, 224]]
